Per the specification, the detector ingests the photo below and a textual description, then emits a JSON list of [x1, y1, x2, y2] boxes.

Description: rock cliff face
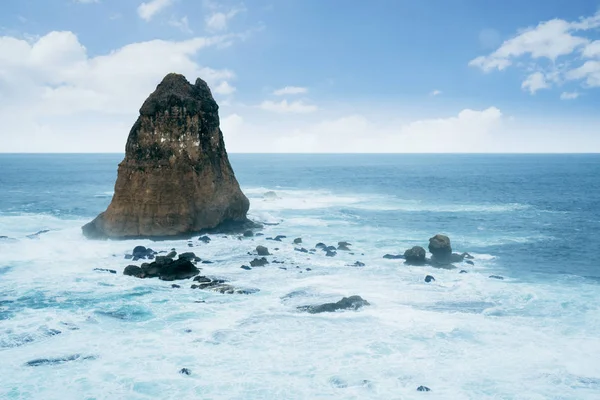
[[83, 73, 250, 239]]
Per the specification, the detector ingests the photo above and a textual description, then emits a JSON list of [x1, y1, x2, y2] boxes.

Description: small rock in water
[[315, 243, 327, 250], [465, 260, 475, 265], [243, 230, 254, 237], [293, 238, 302, 244], [187, 243, 194, 247], [171, 284, 181, 288], [337, 241, 351, 251], [201, 260, 213, 264], [124, 254, 133, 260], [193, 276, 211, 283], [178, 252, 200, 262], [424, 275, 435, 283], [123, 265, 143, 278], [274, 235, 287, 241], [417, 385, 431, 392], [325, 250, 337, 257], [94, 268, 117, 274], [459, 270, 468, 274], [166, 250, 177, 258], [255, 233, 264, 236], [349, 261, 365, 267], [404, 246, 427, 265], [306, 268, 312, 271], [489, 275, 504, 280], [198, 236, 211, 243], [179, 368, 191, 375], [240, 265, 252, 270], [256, 245, 270, 256], [383, 254, 404, 260], [294, 247, 309, 253], [250, 257, 269, 267]]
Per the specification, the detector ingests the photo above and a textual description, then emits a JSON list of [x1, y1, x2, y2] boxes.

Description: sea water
[[0, 154, 599, 399]]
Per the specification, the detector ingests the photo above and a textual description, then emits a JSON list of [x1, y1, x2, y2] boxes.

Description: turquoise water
[[1, 154, 599, 399]]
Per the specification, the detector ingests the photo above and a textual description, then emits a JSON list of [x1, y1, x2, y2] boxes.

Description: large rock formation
[[83, 73, 250, 239]]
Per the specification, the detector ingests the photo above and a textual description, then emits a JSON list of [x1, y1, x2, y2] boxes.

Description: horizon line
[[1, 152, 599, 155]]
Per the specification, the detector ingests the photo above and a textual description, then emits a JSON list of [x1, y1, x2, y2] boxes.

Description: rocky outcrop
[[123, 256, 199, 281], [428, 234, 452, 259], [404, 246, 426, 265], [82, 73, 250, 239]]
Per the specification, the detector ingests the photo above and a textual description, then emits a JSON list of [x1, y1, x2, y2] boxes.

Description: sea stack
[[82, 73, 250, 239]]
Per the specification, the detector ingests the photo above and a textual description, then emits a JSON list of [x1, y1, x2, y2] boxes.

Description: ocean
[[0, 153, 599, 399]]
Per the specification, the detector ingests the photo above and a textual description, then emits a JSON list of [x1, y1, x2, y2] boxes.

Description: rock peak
[[82, 73, 251, 239]]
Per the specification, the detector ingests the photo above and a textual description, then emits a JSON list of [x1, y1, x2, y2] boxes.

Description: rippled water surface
[[1, 154, 599, 399]]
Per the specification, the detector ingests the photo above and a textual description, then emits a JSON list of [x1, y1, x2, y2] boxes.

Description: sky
[[0, 0, 599, 153]]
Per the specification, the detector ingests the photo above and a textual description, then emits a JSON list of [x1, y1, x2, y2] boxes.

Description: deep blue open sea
[[1, 154, 599, 399]]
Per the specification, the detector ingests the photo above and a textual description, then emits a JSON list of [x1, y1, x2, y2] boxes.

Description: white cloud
[[560, 91, 580, 100], [138, 0, 173, 22], [0, 31, 237, 152], [582, 40, 600, 58], [214, 81, 236, 95], [259, 100, 318, 114], [469, 11, 600, 93], [206, 7, 244, 32], [222, 107, 505, 153], [169, 16, 192, 34], [430, 89, 442, 96], [521, 72, 549, 94], [74, 0, 99, 3], [566, 60, 600, 87], [273, 86, 307, 96]]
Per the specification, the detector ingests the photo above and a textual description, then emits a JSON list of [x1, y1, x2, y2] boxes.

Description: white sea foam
[[0, 199, 598, 398]]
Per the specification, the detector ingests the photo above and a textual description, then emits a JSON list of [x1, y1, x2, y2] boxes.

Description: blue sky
[[1, 0, 599, 152]]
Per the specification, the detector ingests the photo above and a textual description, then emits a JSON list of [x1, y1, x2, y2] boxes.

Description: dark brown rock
[[82, 73, 250, 239], [428, 234, 452, 259], [404, 246, 426, 265]]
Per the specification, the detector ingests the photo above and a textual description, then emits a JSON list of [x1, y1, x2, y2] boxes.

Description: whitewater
[[1, 154, 599, 399]]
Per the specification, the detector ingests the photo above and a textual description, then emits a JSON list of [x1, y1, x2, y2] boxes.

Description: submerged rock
[[383, 254, 404, 260], [489, 275, 504, 280], [349, 261, 365, 267], [179, 368, 191, 375], [293, 238, 302, 244], [417, 386, 431, 392], [243, 230, 254, 237], [325, 250, 337, 257], [82, 73, 250, 239], [404, 246, 426, 265], [240, 265, 252, 270], [93, 268, 117, 274], [191, 277, 259, 294], [25, 354, 96, 367], [26, 230, 50, 239], [465, 260, 475, 266], [424, 275, 435, 283], [294, 247, 309, 253], [299, 295, 370, 314]]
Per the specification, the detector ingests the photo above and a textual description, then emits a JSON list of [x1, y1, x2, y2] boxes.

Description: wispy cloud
[[214, 81, 236, 95], [469, 11, 600, 94], [560, 91, 580, 100], [259, 100, 317, 113], [138, 0, 173, 22], [430, 89, 442, 96], [169, 16, 192, 34], [273, 86, 308, 96], [206, 7, 245, 32]]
